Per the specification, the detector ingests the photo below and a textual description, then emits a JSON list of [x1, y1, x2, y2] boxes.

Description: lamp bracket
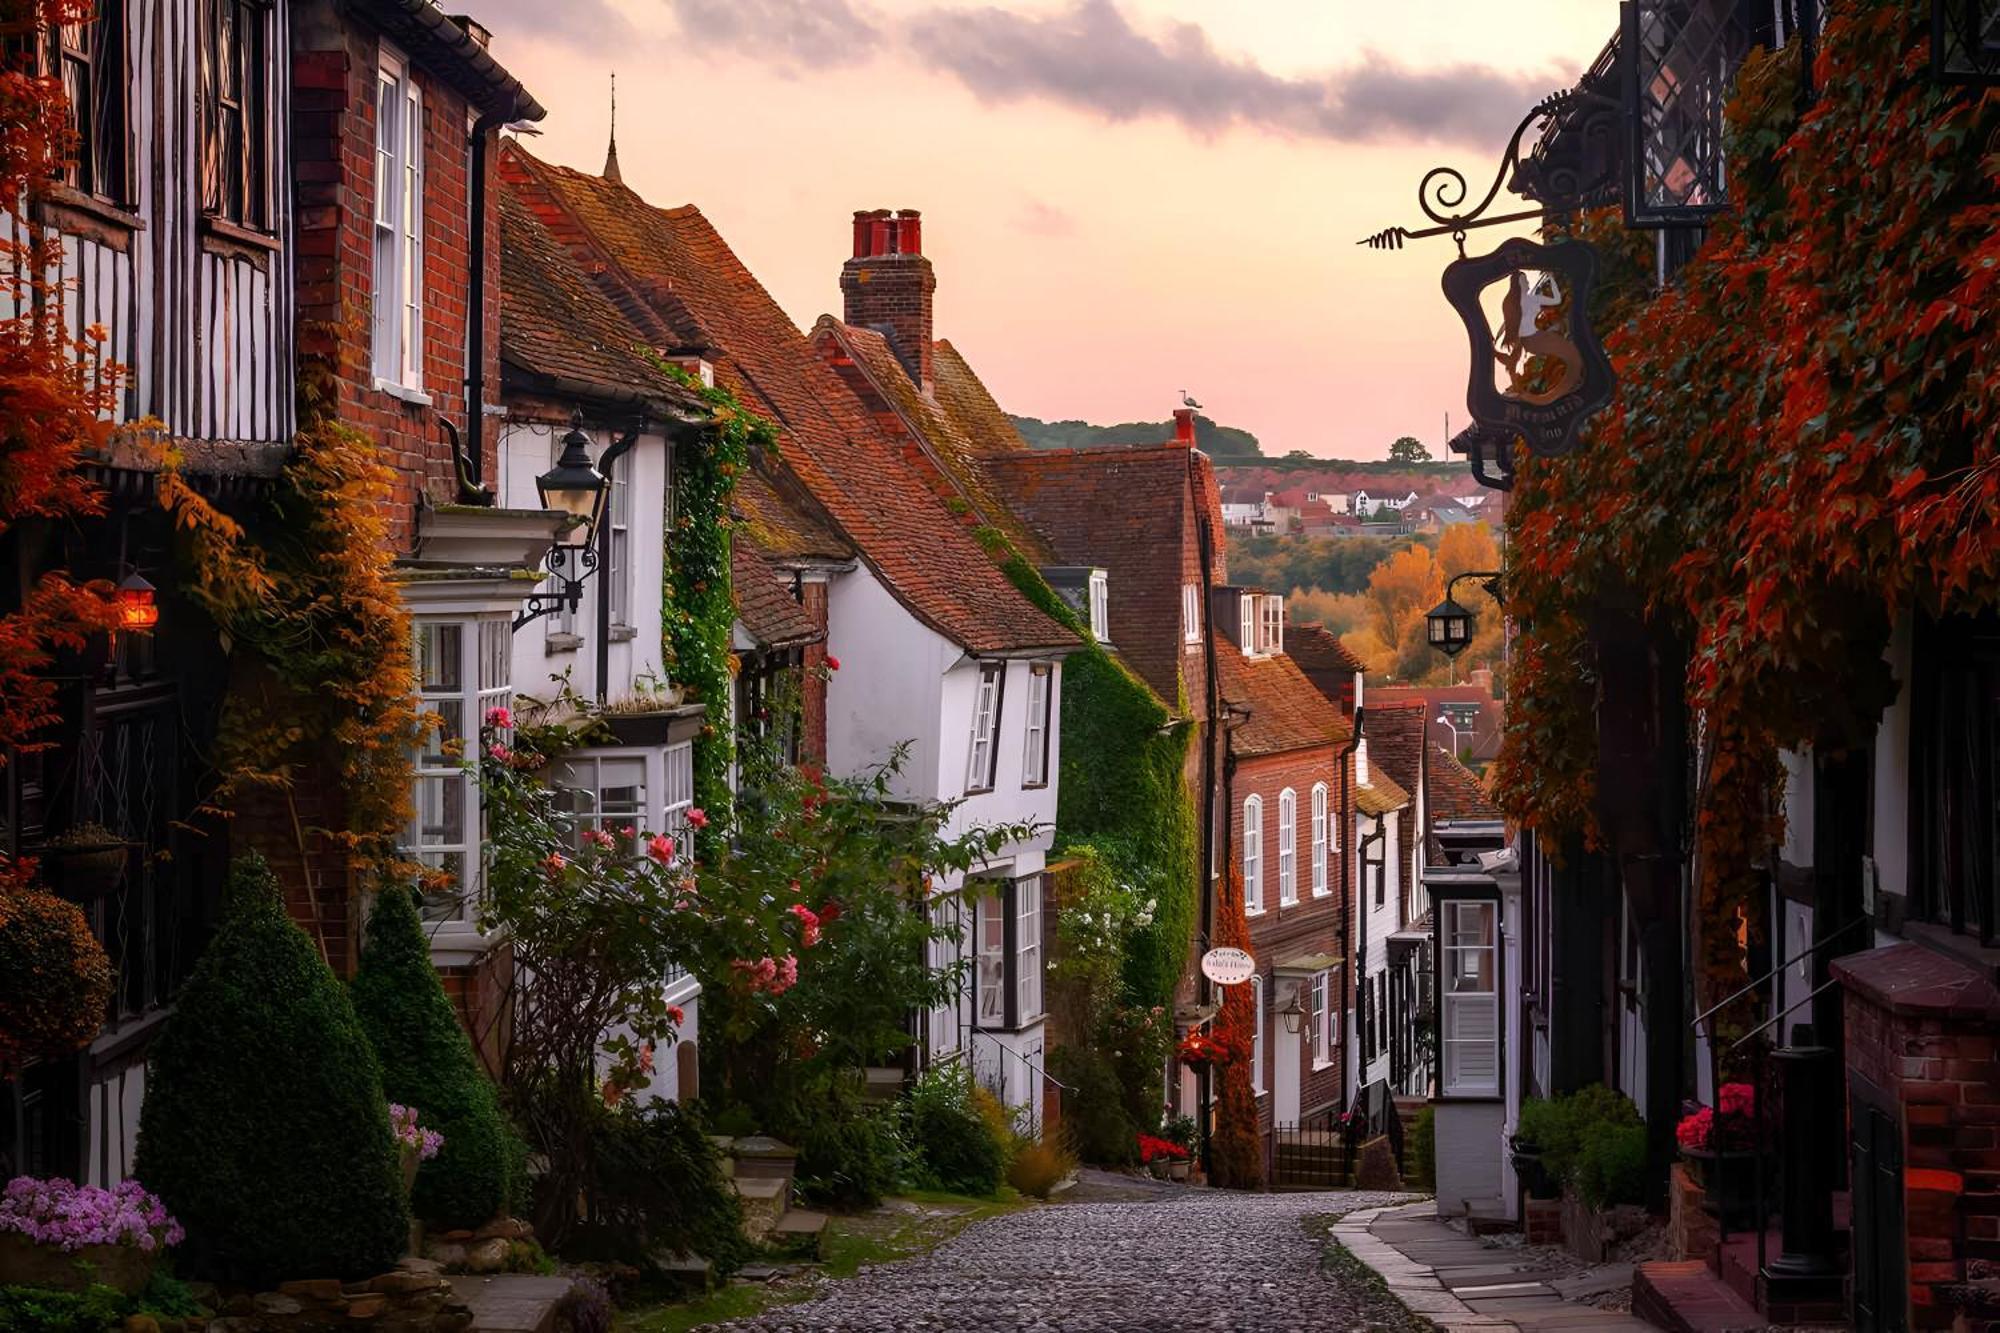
[[512, 541, 599, 633]]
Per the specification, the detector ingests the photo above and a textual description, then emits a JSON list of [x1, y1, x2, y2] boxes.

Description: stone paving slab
[[449, 1274, 571, 1333]]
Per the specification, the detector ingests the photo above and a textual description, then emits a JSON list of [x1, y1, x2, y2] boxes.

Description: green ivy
[[646, 359, 770, 817], [990, 553, 1199, 1010]]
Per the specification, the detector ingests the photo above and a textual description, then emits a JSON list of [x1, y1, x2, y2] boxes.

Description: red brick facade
[[292, 6, 503, 555], [1836, 942, 2000, 1331]]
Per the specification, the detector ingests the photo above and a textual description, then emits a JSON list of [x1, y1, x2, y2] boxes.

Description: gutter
[[366, 0, 546, 120]]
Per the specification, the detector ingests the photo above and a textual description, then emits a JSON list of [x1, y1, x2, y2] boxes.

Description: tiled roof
[[1287, 623, 1368, 676], [500, 145, 1077, 657], [1428, 748, 1500, 825], [986, 443, 1199, 709], [812, 319, 1054, 566], [1364, 701, 1428, 801], [932, 341, 1029, 457], [1356, 765, 1411, 816], [732, 541, 823, 649], [496, 185, 705, 416], [1217, 648, 1351, 758], [733, 465, 851, 566]]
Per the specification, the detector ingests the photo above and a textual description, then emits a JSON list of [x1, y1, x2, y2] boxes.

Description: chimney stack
[[841, 207, 936, 389], [1172, 408, 1196, 446]]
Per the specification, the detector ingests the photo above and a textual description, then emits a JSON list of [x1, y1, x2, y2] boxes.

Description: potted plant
[[0, 1176, 183, 1294], [40, 823, 129, 900], [1677, 1082, 1762, 1225], [1137, 1133, 1190, 1179], [1175, 1029, 1243, 1071]]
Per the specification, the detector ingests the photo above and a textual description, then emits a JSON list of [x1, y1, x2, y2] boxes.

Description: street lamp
[[1435, 713, 1464, 758], [515, 417, 609, 632], [114, 572, 159, 631], [1424, 570, 1502, 662]]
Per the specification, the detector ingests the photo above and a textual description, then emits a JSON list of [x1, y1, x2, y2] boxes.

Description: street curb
[[1330, 1202, 1518, 1332]]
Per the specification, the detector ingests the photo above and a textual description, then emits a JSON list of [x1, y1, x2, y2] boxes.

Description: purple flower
[[389, 1104, 446, 1161], [0, 1175, 182, 1252]]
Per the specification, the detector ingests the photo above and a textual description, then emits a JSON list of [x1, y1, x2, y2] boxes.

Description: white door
[[1274, 1022, 1302, 1123]]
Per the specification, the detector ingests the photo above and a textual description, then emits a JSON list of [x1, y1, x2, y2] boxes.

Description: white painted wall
[[824, 564, 950, 801], [1434, 1100, 1506, 1216]]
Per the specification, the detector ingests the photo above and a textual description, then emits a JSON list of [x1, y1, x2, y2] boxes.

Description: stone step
[[1631, 1260, 1763, 1333], [650, 1250, 715, 1297], [446, 1274, 572, 1333], [771, 1208, 829, 1261], [732, 1173, 791, 1246]]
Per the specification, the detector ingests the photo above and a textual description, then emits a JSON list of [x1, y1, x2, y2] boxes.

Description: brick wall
[[1836, 941, 2000, 1331], [292, 10, 501, 556], [840, 250, 935, 388], [439, 940, 514, 1079], [1233, 745, 1348, 1136], [801, 579, 829, 763]]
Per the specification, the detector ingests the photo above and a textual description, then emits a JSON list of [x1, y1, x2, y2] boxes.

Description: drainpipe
[[1191, 455, 1223, 1183], [1335, 709, 1364, 1112], [1357, 811, 1386, 1113], [593, 424, 643, 703], [464, 110, 508, 493]]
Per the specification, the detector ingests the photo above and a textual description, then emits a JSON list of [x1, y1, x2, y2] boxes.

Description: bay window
[[552, 752, 647, 844], [1439, 898, 1500, 1097], [372, 43, 423, 391], [972, 875, 1044, 1031], [1311, 782, 1329, 896], [661, 739, 694, 862], [1022, 662, 1051, 788], [408, 617, 511, 924], [966, 662, 1004, 793], [1278, 788, 1297, 905], [1243, 794, 1263, 913]]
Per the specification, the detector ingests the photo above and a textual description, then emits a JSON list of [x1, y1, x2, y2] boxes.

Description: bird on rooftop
[[1180, 390, 1203, 410]]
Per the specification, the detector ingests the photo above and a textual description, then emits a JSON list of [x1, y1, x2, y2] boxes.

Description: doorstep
[[1334, 1202, 1654, 1333]]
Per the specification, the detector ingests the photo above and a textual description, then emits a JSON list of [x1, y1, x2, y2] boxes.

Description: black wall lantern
[[514, 417, 609, 632], [1425, 571, 1503, 660], [1933, 0, 2000, 85]]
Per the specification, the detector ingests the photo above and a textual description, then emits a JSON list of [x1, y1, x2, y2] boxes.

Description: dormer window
[[1087, 570, 1108, 642], [1234, 591, 1284, 657], [1261, 595, 1284, 656]]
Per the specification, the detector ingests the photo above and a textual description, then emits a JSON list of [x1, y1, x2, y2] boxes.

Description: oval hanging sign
[[1200, 947, 1256, 986]]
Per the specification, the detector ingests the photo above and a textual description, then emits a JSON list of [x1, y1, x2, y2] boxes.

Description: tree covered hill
[[1009, 413, 1264, 458]]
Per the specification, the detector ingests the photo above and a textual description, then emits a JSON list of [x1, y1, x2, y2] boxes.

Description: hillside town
[[0, 1, 1997, 1332]]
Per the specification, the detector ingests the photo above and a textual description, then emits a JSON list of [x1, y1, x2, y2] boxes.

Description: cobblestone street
[[707, 1188, 1420, 1332]]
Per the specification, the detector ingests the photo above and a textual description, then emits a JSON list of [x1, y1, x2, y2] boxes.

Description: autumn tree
[[1388, 435, 1432, 464]]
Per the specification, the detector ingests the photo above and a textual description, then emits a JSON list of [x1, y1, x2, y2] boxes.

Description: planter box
[[0, 1233, 156, 1294]]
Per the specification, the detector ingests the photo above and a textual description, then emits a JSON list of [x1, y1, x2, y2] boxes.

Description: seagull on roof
[[1180, 390, 1203, 410]]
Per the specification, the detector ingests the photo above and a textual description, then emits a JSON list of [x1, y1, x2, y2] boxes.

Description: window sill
[[965, 785, 995, 797], [608, 623, 637, 643], [35, 186, 143, 252], [200, 214, 280, 269], [1022, 780, 1049, 791], [1312, 1059, 1337, 1072], [374, 378, 434, 408], [545, 631, 583, 656], [1246, 905, 1266, 917]]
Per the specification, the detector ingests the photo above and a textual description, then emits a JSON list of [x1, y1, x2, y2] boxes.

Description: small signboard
[[1200, 947, 1256, 986]]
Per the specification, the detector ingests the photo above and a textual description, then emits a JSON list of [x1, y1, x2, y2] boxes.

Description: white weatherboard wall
[[1435, 1101, 1507, 1216], [1358, 812, 1405, 1091]]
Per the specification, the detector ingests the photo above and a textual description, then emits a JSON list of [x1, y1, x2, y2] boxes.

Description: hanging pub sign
[[1441, 236, 1614, 459]]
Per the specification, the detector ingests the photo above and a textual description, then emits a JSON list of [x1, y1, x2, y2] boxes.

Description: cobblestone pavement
[[707, 1189, 1418, 1332]]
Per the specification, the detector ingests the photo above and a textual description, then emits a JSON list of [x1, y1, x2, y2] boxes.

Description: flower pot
[[1147, 1159, 1171, 1179], [401, 1146, 422, 1195], [41, 844, 129, 900], [1683, 1149, 1765, 1227], [1167, 1159, 1191, 1182], [1510, 1139, 1560, 1201], [0, 1233, 156, 1295]]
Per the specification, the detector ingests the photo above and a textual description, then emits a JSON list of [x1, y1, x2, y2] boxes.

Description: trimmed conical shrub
[[133, 854, 407, 1284], [351, 883, 521, 1228]]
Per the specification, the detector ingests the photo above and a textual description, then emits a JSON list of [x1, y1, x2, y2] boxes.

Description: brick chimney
[[1172, 408, 1196, 446], [842, 208, 935, 389]]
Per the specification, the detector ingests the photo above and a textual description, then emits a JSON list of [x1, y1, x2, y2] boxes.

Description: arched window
[[1243, 795, 1263, 913], [1311, 782, 1329, 896], [1278, 788, 1297, 905]]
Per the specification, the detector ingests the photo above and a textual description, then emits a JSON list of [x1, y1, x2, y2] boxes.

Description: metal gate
[[1850, 1093, 1906, 1333]]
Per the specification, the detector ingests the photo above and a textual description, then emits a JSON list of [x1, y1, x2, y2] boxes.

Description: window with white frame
[[1022, 662, 1051, 788], [607, 451, 632, 627], [1183, 581, 1200, 645], [1242, 794, 1263, 914], [1016, 878, 1042, 1023], [1250, 973, 1265, 1094], [408, 617, 510, 924], [975, 892, 1007, 1028], [1311, 782, 1329, 896], [1239, 595, 1255, 655], [371, 43, 423, 391], [1441, 899, 1499, 1097], [966, 662, 1004, 793], [1277, 788, 1297, 905], [1087, 570, 1109, 642], [972, 877, 1044, 1030], [552, 752, 647, 844], [1312, 969, 1335, 1068], [1261, 594, 1284, 655], [661, 740, 694, 862]]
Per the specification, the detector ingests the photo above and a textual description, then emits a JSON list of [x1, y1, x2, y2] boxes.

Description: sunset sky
[[473, 0, 1616, 460]]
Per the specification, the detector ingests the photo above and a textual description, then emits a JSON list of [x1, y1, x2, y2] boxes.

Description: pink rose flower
[[485, 705, 513, 729], [667, 1004, 686, 1026], [647, 834, 676, 864], [825, 655, 840, 671], [541, 852, 566, 876], [686, 808, 709, 830], [486, 742, 511, 763]]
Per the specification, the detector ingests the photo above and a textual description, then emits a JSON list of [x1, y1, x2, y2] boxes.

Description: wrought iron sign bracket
[[512, 541, 599, 632]]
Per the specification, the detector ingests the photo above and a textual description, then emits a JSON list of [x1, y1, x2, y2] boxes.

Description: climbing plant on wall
[[1495, 0, 2000, 1009]]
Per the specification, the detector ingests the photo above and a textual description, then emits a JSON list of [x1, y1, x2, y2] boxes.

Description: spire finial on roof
[[603, 71, 622, 184]]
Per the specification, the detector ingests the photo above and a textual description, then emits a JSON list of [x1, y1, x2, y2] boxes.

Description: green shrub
[[1514, 1097, 1565, 1152], [565, 1099, 748, 1276], [792, 1082, 910, 1209], [1574, 1120, 1649, 1207], [1517, 1084, 1645, 1204], [1048, 1046, 1136, 1166], [133, 854, 408, 1285], [0, 1283, 126, 1333], [351, 883, 524, 1228], [905, 1061, 1006, 1196], [1407, 1105, 1436, 1190]]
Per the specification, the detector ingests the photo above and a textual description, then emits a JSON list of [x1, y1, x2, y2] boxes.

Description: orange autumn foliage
[[1208, 864, 1263, 1190]]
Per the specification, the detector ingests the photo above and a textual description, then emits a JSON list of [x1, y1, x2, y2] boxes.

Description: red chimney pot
[[896, 210, 922, 255], [867, 209, 893, 258], [851, 211, 871, 258], [1172, 408, 1196, 446]]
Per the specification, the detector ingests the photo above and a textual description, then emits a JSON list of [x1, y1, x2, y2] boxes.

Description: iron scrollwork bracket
[[512, 541, 599, 632], [1357, 86, 1621, 254]]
